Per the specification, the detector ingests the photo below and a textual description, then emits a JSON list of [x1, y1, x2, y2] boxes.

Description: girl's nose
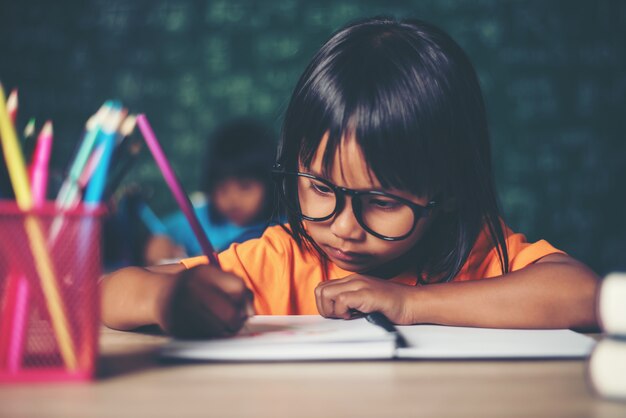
[[329, 197, 366, 241]]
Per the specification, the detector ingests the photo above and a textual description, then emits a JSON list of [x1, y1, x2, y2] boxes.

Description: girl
[[101, 17, 598, 338], [143, 118, 279, 265]]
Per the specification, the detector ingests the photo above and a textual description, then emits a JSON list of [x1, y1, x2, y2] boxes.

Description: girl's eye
[[310, 181, 333, 195], [366, 197, 401, 210]]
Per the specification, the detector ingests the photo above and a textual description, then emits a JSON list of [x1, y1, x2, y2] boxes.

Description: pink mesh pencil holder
[[0, 201, 104, 383]]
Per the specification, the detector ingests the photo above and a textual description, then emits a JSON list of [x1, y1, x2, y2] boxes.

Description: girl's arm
[[100, 263, 254, 337], [143, 235, 186, 266], [315, 253, 600, 330]]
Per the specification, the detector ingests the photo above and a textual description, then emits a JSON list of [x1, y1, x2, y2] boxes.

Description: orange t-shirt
[[181, 224, 563, 315]]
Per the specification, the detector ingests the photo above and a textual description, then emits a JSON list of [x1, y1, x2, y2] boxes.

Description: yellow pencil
[[0, 83, 78, 371]]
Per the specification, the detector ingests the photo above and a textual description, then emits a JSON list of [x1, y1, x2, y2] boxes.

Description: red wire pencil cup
[[0, 202, 105, 383]]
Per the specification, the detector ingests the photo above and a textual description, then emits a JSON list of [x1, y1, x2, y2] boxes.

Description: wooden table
[[0, 327, 625, 418]]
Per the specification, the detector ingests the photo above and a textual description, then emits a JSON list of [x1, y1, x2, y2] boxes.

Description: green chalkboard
[[0, 0, 624, 274]]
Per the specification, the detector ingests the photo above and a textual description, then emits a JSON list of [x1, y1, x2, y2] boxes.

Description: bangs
[[286, 20, 455, 200], [278, 17, 508, 282]]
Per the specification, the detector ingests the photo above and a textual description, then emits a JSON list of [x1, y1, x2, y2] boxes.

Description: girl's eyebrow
[[302, 168, 427, 202], [302, 168, 388, 193], [304, 168, 324, 178]]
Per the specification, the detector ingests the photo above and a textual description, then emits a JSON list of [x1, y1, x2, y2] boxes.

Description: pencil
[[106, 138, 141, 197], [23, 118, 36, 141], [48, 103, 114, 245], [77, 143, 105, 190], [136, 114, 220, 266], [30, 121, 53, 206], [0, 83, 78, 371], [6, 88, 17, 124], [6, 273, 30, 372], [55, 102, 112, 209], [83, 108, 126, 204]]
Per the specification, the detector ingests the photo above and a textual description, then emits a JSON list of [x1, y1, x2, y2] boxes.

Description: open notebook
[[160, 315, 596, 362]]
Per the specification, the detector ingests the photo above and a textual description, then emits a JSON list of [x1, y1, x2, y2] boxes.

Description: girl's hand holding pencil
[[100, 263, 254, 338], [135, 114, 255, 336], [157, 265, 254, 338]]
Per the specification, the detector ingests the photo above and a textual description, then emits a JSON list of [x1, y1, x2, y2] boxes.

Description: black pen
[[366, 311, 409, 348]]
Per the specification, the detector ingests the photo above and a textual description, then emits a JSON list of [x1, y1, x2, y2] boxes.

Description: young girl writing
[[101, 17, 599, 338]]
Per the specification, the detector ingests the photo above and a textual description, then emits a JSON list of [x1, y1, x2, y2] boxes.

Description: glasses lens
[[358, 193, 416, 239], [296, 175, 336, 219], [278, 172, 419, 240]]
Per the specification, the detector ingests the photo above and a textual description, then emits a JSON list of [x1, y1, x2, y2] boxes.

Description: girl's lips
[[324, 245, 370, 264]]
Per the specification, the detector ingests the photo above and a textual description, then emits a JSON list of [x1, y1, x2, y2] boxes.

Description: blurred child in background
[[143, 118, 279, 264]]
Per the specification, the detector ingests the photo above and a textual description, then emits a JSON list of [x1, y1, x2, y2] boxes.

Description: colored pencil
[[29, 121, 53, 206], [136, 114, 220, 266], [0, 83, 78, 371], [83, 108, 126, 204], [77, 143, 105, 190], [104, 116, 141, 202], [23, 118, 36, 141], [6, 89, 17, 124], [5, 273, 30, 372], [55, 102, 113, 209]]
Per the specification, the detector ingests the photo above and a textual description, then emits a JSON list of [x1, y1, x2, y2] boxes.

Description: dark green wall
[[1, 0, 624, 274]]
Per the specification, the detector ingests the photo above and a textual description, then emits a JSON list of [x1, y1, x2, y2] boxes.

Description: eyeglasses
[[272, 169, 436, 241]]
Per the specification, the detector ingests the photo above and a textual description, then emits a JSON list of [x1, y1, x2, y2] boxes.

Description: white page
[[161, 315, 395, 361], [395, 325, 596, 359], [161, 316, 596, 362]]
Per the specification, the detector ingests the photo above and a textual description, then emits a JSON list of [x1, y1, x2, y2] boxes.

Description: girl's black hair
[[276, 17, 509, 283], [202, 117, 277, 224]]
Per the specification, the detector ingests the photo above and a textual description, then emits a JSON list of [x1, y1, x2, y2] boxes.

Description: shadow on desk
[[97, 325, 172, 380]]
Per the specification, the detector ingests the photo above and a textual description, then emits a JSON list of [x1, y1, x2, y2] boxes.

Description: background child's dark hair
[[202, 117, 277, 224], [277, 16, 510, 283]]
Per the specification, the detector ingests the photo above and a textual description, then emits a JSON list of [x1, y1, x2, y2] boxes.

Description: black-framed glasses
[[272, 168, 437, 241]]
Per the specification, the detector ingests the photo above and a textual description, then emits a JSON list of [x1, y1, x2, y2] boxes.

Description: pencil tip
[[120, 114, 137, 137], [42, 120, 53, 135], [24, 118, 36, 138], [7, 88, 18, 109]]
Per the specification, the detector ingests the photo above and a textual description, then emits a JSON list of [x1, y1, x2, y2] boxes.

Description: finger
[[316, 283, 338, 317], [186, 265, 254, 321], [333, 290, 374, 319], [169, 272, 247, 338], [242, 287, 256, 318], [316, 276, 370, 317], [190, 265, 249, 301], [171, 295, 230, 339], [171, 290, 243, 339], [195, 279, 249, 331], [316, 274, 359, 290], [314, 284, 325, 316]]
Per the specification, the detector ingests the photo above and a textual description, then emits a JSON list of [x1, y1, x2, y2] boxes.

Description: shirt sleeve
[[505, 234, 566, 272], [456, 228, 566, 281], [179, 226, 295, 314]]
